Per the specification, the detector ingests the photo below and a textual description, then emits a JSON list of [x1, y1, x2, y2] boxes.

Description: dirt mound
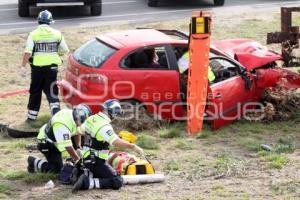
[[246, 80, 300, 122], [262, 88, 300, 121], [112, 106, 164, 133]]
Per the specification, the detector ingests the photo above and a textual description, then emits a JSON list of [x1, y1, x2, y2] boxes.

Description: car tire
[[148, 0, 158, 7], [213, 0, 225, 6], [91, 1, 102, 16], [18, 0, 29, 17]]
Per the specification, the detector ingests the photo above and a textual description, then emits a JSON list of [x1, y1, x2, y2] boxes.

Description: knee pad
[[111, 176, 123, 190]]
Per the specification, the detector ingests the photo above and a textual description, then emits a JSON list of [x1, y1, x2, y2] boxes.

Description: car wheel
[[91, 1, 102, 16], [148, 0, 158, 7], [18, 0, 29, 17], [213, 0, 225, 6]]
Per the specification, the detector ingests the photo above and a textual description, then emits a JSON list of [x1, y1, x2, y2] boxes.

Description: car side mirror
[[241, 70, 253, 90], [245, 77, 253, 90]]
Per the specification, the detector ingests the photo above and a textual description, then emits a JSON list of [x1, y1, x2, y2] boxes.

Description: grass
[[292, 12, 300, 27], [266, 154, 289, 169], [175, 139, 194, 150], [185, 157, 206, 181], [196, 129, 211, 139], [274, 144, 295, 154], [21, 172, 57, 184], [258, 150, 289, 169], [0, 138, 34, 154], [0, 182, 18, 197], [247, 135, 295, 169], [212, 154, 245, 177], [159, 122, 185, 138], [136, 134, 159, 150], [159, 128, 183, 138], [240, 138, 262, 151], [164, 159, 180, 171], [275, 136, 296, 154], [26, 113, 51, 129], [0, 169, 57, 184], [12, 139, 29, 149], [270, 180, 300, 195], [0, 170, 27, 180], [211, 185, 231, 198]]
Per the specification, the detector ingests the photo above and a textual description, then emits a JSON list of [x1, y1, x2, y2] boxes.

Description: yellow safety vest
[[81, 113, 115, 160], [37, 109, 77, 152], [29, 25, 63, 66], [178, 52, 216, 82]]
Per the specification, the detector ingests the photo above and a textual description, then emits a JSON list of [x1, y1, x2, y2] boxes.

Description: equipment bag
[[58, 163, 74, 185]]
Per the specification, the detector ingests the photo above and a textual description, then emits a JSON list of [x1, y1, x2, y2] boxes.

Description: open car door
[[207, 57, 257, 129]]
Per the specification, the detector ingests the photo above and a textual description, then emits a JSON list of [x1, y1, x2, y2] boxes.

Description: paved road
[[0, 0, 299, 34]]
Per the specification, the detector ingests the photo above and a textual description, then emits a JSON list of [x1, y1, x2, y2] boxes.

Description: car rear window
[[73, 39, 117, 68]]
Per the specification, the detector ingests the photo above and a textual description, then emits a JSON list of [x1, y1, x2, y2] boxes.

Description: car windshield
[[73, 39, 117, 68]]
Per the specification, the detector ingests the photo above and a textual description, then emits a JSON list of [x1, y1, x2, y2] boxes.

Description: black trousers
[[27, 65, 60, 119], [84, 156, 122, 189], [37, 141, 63, 173]]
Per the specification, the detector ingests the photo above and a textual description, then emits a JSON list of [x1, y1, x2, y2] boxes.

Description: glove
[[74, 159, 83, 170], [133, 144, 144, 156]]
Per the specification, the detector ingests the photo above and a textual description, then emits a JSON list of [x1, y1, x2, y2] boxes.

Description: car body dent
[[213, 39, 282, 71]]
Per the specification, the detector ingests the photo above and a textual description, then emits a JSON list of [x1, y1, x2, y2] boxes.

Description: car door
[[118, 45, 183, 119], [207, 57, 256, 129]]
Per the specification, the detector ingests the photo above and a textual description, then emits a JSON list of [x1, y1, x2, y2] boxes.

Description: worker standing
[[72, 99, 145, 192], [27, 104, 92, 174], [21, 10, 69, 122]]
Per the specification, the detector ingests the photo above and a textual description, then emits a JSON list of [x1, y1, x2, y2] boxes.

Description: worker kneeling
[[72, 99, 144, 192], [27, 104, 92, 173]]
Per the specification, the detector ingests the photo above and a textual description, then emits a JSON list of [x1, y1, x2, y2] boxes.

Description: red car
[[59, 29, 300, 129]]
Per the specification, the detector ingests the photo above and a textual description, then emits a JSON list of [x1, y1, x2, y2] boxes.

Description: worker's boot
[[49, 102, 60, 116], [25, 118, 35, 124], [27, 156, 47, 173], [70, 168, 78, 184], [27, 156, 36, 173], [72, 174, 90, 193], [70, 167, 83, 185]]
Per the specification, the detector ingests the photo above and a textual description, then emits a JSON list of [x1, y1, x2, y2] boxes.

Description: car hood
[[212, 39, 282, 71]]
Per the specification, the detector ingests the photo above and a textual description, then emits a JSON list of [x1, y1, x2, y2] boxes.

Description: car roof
[[96, 29, 178, 48]]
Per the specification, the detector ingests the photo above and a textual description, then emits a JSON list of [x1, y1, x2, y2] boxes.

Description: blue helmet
[[101, 99, 123, 118], [37, 10, 54, 24], [73, 104, 92, 124]]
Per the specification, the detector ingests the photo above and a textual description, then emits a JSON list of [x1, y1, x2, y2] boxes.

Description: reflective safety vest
[[208, 67, 216, 82], [30, 25, 63, 66], [37, 109, 77, 152], [178, 52, 216, 82], [81, 113, 113, 160], [178, 52, 190, 74]]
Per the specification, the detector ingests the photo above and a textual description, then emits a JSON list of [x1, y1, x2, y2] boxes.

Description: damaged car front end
[[209, 39, 300, 129]]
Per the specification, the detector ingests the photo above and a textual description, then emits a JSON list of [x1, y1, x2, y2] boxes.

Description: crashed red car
[[58, 29, 300, 129]]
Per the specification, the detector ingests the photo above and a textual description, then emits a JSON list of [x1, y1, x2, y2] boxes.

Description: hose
[[0, 123, 38, 138], [0, 89, 28, 98]]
